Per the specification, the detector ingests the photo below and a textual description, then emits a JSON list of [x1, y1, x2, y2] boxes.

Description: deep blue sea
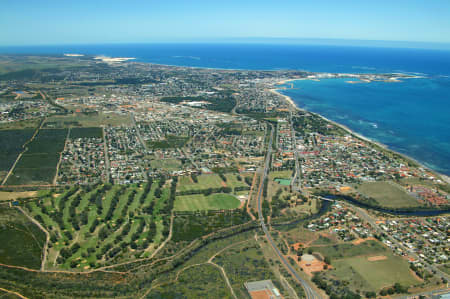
[[0, 43, 449, 175]]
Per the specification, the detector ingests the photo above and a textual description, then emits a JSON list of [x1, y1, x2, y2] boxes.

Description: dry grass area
[[358, 181, 421, 208], [296, 254, 331, 276], [283, 227, 317, 246], [367, 255, 388, 262], [352, 237, 376, 245], [0, 191, 37, 201]]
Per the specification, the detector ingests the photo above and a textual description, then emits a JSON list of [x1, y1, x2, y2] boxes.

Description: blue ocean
[[0, 43, 449, 175]]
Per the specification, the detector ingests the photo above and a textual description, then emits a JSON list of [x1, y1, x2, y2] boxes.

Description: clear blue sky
[[1, 0, 450, 46]]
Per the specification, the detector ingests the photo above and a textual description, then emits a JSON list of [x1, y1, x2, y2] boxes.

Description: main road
[[257, 125, 322, 299]]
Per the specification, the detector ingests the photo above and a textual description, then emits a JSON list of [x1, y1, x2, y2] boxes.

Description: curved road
[[257, 126, 322, 299]]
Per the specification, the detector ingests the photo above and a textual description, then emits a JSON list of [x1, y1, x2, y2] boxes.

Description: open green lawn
[[177, 174, 224, 192], [330, 253, 419, 291], [224, 174, 248, 189], [175, 193, 240, 211], [357, 181, 421, 208], [177, 173, 248, 193]]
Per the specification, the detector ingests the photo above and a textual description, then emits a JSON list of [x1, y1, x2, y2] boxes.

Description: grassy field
[[330, 253, 419, 291], [174, 193, 240, 211], [150, 158, 182, 171], [7, 129, 68, 185], [149, 263, 233, 298], [69, 127, 103, 139], [224, 173, 249, 189], [214, 239, 285, 299], [309, 240, 387, 260], [269, 170, 293, 181], [310, 239, 420, 293], [7, 129, 67, 185], [438, 264, 450, 275], [358, 181, 421, 208], [282, 226, 318, 245], [45, 113, 131, 128], [311, 235, 334, 246], [0, 191, 38, 201], [0, 129, 35, 177], [172, 209, 250, 242], [147, 135, 189, 149], [0, 208, 45, 269], [0, 118, 40, 130], [177, 174, 224, 192], [177, 174, 248, 193]]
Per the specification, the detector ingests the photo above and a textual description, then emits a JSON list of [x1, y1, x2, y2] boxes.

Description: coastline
[[272, 79, 450, 184]]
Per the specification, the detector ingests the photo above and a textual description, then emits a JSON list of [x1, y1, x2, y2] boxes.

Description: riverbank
[[273, 79, 450, 183]]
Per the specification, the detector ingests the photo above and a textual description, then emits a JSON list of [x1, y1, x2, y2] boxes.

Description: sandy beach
[[271, 81, 448, 182]]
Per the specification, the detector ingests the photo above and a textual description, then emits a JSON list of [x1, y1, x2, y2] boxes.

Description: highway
[[257, 125, 322, 299]]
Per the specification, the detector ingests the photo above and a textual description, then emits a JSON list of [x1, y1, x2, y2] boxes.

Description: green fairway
[[358, 181, 421, 208], [175, 193, 240, 211], [22, 183, 169, 270]]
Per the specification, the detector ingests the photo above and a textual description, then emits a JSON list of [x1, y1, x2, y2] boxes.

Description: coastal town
[[0, 55, 448, 299]]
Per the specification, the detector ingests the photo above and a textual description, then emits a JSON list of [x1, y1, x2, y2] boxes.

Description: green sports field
[[174, 193, 240, 211], [177, 174, 224, 192], [358, 181, 421, 208], [331, 254, 419, 291], [177, 173, 249, 193]]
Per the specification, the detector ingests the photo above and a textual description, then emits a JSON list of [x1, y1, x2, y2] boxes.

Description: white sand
[[94, 56, 135, 63]]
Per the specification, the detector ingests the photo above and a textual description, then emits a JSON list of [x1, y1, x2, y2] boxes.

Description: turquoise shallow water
[[280, 77, 450, 175], [1, 43, 449, 175]]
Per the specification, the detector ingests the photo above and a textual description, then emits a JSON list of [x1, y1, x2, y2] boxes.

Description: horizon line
[[1, 37, 450, 50]]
